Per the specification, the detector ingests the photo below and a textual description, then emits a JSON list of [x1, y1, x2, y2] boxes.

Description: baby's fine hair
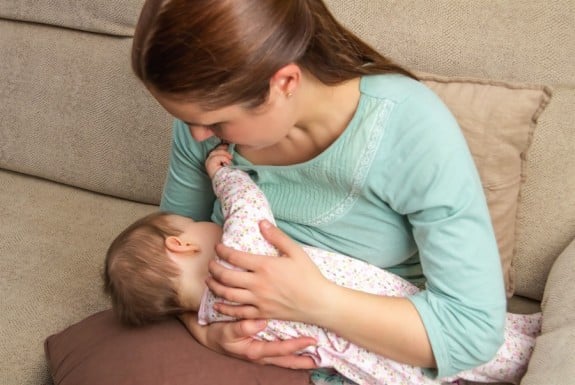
[[103, 212, 186, 326], [131, 0, 415, 110]]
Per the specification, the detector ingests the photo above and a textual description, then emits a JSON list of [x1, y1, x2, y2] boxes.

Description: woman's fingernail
[[256, 319, 267, 329], [260, 220, 272, 229]]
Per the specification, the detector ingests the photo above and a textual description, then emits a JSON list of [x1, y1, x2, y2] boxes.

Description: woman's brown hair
[[132, 0, 415, 110]]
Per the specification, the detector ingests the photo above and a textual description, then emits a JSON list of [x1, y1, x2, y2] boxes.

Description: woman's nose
[[188, 125, 215, 141]]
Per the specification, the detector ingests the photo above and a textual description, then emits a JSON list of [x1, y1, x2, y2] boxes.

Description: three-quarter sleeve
[[160, 119, 219, 221]]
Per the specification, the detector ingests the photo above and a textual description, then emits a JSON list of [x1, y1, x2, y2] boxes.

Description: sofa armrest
[[520, 238, 575, 385]]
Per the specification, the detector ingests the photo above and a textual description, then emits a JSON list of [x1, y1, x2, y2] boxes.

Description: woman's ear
[[270, 63, 301, 98], [165, 236, 200, 253]]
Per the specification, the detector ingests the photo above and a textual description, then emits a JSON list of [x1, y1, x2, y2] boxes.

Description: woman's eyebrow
[[184, 120, 223, 128], [183, 120, 218, 128]]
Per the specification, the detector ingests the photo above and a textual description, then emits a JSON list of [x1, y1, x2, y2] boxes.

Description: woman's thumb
[[259, 220, 294, 256], [237, 319, 268, 337]]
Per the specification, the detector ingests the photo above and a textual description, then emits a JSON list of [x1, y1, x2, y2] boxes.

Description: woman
[[131, 0, 506, 380]]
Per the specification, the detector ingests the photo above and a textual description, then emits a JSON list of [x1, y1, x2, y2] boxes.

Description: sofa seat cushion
[[0, 0, 145, 36], [0, 169, 158, 385]]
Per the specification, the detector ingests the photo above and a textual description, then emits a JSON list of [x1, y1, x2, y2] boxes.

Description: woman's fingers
[[214, 320, 317, 368], [215, 221, 302, 272], [215, 243, 266, 272], [211, 221, 327, 321], [225, 320, 316, 362], [261, 354, 317, 369], [212, 301, 261, 319], [205, 272, 254, 304], [258, 220, 303, 258]]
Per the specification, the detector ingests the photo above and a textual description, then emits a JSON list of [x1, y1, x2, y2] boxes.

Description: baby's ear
[[165, 236, 200, 253]]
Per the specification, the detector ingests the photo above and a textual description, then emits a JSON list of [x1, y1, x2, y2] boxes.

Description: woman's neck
[[240, 77, 361, 166]]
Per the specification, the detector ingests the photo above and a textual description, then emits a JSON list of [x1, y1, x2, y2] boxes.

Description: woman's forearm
[[308, 282, 436, 368]]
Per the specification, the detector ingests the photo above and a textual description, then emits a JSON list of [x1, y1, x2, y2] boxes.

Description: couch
[[1, 1, 573, 384]]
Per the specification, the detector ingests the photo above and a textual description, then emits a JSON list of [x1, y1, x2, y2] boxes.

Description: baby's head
[[103, 212, 222, 326]]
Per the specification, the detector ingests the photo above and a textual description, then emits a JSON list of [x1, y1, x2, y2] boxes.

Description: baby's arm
[[211, 166, 279, 256], [206, 143, 277, 253]]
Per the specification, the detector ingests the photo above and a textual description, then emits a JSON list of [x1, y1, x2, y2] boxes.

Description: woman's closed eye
[[207, 123, 223, 131]]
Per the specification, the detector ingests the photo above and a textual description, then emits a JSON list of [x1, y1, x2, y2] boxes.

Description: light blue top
[[160, 74, 506, 378]]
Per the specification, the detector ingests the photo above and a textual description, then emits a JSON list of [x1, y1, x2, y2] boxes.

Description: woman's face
[[151, 89, 298, 150]]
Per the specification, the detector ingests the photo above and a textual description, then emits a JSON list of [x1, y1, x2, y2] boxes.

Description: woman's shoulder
[[360, 74, 440, 106]]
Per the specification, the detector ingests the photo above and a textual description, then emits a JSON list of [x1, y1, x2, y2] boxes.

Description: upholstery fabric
[[520, 238, 575, 384], [325, 0, 575, 86], [0, 20, 172, 205], [0, 0, 145, 36], [514, 88, 575, 299], [0, 170, 157, 385]]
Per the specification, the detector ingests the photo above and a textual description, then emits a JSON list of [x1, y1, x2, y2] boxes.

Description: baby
[[103, 145, 541, 385]]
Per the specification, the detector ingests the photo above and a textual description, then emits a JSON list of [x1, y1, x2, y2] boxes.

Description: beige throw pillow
[[418, 73, 551, 297]]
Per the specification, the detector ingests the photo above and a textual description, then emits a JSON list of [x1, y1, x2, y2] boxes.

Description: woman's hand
[[206, 220, 335, 324], [204, 221, 436, 368], [179, 312, 317, 369]]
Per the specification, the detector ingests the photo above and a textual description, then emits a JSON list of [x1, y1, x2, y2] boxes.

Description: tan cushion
[[419, 73, 551, 297], [0, 0, 145, 36], [520, 238, 575, 384], [45, 310, 311, 385]]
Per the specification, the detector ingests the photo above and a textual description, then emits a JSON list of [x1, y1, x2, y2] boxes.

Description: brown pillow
[[418, 73, 551, 297], [44, 310, 311, 385]]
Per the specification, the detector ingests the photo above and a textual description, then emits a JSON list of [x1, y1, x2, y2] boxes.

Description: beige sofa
[[1, 1, 573, 384]]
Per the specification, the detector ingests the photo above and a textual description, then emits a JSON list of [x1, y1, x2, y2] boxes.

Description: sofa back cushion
[[0, 0, 145, 36], [0, 20, 172, 204]]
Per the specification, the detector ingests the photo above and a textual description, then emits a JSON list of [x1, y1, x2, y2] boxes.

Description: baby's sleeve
[[212, 167, 279, 256]]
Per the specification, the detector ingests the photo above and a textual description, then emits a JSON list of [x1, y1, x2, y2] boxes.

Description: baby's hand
[[206, 144, 232, 178]]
